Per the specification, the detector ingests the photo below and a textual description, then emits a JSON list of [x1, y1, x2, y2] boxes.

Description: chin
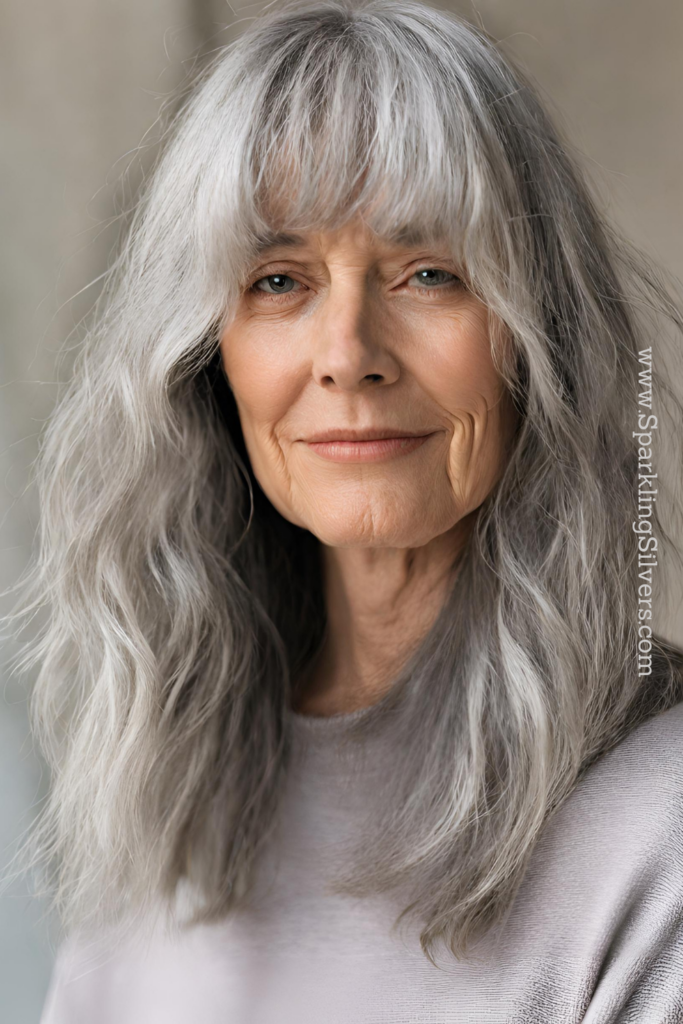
[[303, 501, 451, 550]]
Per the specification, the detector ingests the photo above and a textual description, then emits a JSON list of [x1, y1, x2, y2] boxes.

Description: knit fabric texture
[[41, 700, 683, 1023]]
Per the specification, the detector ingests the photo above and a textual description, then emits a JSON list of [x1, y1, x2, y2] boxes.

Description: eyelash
[[247, 267, 463, 303]]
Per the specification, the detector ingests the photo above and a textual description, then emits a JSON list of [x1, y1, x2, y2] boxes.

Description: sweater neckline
[[283, 702, 384, 767], [285, 703, 376, 730]]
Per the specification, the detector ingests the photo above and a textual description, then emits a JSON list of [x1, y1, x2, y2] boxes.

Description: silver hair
[[12, 0, 683, 963]]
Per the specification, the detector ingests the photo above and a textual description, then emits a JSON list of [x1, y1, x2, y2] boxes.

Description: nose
[[311, 278, 400, 392]]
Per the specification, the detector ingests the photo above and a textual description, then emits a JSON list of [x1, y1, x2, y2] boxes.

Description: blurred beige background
[[1, 1, 682, 1019]]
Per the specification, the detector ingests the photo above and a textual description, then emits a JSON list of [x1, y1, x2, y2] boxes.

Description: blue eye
[[411, 268, 458, 287], [254, 274, 296, 294]]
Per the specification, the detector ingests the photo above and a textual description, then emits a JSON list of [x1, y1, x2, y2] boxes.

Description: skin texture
[[220, 216, 519, 715]]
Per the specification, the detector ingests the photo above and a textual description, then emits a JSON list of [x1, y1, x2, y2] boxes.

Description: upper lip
[[304, 428, 436, 442]]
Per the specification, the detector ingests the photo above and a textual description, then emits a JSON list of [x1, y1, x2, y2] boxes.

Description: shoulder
[[542, 701, 683, 871], [40, 913, 177, 1024], [579, 700, 683, 804], [506, 703, 683, 1020], [507, 702, 683, 945], [616, 698, 683, 758]]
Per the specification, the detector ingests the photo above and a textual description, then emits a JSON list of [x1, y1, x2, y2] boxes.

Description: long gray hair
[[15, 0, 683, 962]]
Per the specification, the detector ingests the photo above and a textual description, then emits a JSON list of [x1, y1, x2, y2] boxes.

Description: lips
[[304, 428, 434, 442], [302, 429, 438, 463]]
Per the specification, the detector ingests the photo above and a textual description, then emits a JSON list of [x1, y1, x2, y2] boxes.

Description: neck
[[292, 513, 475, 716]]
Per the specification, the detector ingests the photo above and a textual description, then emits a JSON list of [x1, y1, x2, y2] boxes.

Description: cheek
[[444, 400, 511, 510], [414, 308, 511, 508], [219, 324, 309, 451], [219, 330, 307, 511], [424, 309, 502, 413]]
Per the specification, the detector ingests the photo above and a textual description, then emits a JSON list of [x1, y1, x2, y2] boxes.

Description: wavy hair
[[14, 0, 683, 962]]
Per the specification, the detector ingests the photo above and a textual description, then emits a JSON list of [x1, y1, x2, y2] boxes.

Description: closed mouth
[[303, 428, 435, 443]]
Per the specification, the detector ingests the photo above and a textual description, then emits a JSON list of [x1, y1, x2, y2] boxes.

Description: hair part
[[11, 0, 683, 963]]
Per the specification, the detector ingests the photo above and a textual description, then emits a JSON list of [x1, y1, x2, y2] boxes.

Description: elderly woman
[[30, 0, 683, 1021]]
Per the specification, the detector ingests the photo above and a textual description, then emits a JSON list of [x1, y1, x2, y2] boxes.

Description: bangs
[[200, 6, 490, 286]]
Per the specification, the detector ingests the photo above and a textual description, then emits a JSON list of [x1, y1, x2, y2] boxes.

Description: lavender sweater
[[41, 701, 683, 1023]]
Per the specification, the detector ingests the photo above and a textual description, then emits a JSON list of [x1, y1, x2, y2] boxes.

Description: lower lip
[[305, 434, 435, 463]]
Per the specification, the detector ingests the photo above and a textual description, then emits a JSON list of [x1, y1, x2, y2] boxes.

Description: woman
[[25, 0, 683, 1020]]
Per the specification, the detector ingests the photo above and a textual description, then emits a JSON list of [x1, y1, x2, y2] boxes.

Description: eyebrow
[[252, 225, 443, 258], [386, 225, 434, 247], [252, 231, 307, 255]]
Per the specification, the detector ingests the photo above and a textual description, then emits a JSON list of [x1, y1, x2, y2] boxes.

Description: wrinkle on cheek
[[446, 411, 477, 507], [485, 385, 509, 412], [452, 308, 489, 338], [267, 426, 289, 475], [241, 418, 297, 517], [446, 400, 503, 511]]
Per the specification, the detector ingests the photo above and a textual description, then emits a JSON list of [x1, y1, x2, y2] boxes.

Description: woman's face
[[220, 216, 518, 548]]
